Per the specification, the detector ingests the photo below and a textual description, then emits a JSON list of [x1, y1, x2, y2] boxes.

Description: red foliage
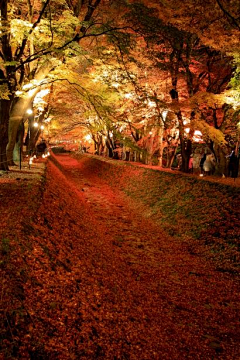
[[0, 155, 239, 359]]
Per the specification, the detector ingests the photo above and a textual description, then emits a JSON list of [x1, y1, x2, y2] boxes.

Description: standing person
[[203, 153, 215, 175], [176, 153, 182, 170], [200, 153, 206, 175], [192, 153, 201, 174], [228, 150, 239, 178], [188, 155, 193, 173]]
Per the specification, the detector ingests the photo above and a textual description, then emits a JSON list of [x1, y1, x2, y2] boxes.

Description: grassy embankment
[[75, 154, 240, 274]]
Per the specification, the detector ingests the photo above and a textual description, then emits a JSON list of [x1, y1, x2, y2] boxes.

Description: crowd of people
[[176, 147, 239, 178]]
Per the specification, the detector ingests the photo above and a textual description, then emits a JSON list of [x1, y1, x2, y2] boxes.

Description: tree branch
[[215, 0, 240, 30], [15, 0, 51, 61], [14, 26, 131, 72]]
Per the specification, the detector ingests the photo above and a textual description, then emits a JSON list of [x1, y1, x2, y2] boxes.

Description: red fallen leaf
[[0, 154, 239, 359]]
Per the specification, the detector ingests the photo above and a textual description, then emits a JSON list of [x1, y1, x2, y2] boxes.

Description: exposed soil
[[0, 154, 239, 359]]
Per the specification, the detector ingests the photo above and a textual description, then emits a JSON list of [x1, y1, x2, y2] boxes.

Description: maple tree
[[0, 0, 239, 174], [62, 1, 238, 171], [0, 0, 129, 170], [144, 0, 240, 54], [1, 3, 240, 357], [125, 2, 238, 172]]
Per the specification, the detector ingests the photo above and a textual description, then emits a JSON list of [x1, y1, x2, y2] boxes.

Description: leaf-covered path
[[1, 154, 239, 359]]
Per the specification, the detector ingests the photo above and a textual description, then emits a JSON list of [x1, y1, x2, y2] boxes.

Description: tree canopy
[[0, 0, 239, 173]]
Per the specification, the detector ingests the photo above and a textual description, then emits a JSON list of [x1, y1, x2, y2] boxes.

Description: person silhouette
[[228, 150, 239, 178]]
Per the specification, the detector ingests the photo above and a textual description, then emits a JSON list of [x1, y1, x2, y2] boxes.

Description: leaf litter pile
[[0, 153, 239, 359]]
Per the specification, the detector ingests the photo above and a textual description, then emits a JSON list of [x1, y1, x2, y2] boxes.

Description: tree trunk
[[157, 126, 164, 167], [7, 115, 23, 165], [180, 138, 192, 172], [7, 98, 38, 163], [7, 63, 53, 164], [0, 99, 11, 171], [99, 141, 104, 156], [25, 118, 40, 155], [141, 150, 148, 164], [166, 146, 178, 168], [147, 134, 154, 165], [13, 121, 24, 162], [136, 151, 141, 162], [177, 111, 192, 172], [214, 143, 228, 176]]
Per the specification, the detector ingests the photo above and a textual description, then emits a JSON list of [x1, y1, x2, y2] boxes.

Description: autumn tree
[[124, 1, 236, 172], [0, 0, 128, 170]]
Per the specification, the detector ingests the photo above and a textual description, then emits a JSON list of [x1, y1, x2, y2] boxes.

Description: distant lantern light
[[40, 125, 44, 130], [149, 131, 153, 135], [33, 122, 39, 128], [194, 130, 202, 136], [85, 134, 91, 141], [26, 109, 33, 115]]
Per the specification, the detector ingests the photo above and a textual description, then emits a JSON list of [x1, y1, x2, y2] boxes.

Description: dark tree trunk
[[0, 99, 11, 171], [0, 0, 16, 169], [136, 151, 141, 162], [214, 143, 228, 176], [28, 118, 40, 154], [7, 115, 22, 166], [108, 146, 113, 158], [92, 134, 104, 155], [176, 111, 192, 173], [106, 136, 115, 158], [180, 138, 192, 172], [13, 121, 25, 163], [166, 146, 178, 168]]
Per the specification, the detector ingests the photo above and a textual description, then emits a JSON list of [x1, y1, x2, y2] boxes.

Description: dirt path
[[1, 154, 239, 359], [37, 154, 239, 360]]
